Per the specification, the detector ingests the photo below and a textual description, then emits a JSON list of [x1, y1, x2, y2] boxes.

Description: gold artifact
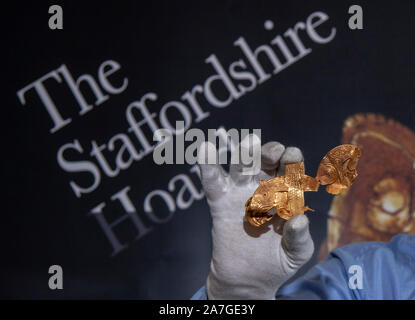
[[316, 144, 361, 194], [318, 114, 415, 260], [245, 144, 361, 227]]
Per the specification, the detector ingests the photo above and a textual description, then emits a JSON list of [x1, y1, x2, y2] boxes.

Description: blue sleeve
[[277, 254, 354, 299], [277, 234, 415, 300], [191, 286, 208, 300], [192, 235, 415, 300]]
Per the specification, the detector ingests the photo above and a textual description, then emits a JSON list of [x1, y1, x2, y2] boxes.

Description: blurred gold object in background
[[319, 114, 415, 261]]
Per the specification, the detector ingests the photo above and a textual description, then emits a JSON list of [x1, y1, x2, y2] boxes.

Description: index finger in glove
[[229, 133, 261, 185], [277, 147, 304, 176], [197, 141, 226, 201], [256, 141, 285, 181], [281, 214, 314, 268]]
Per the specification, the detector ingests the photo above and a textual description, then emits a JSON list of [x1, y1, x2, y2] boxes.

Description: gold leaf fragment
[[245, 145, 361, 227], [316, 144, 361, 194]]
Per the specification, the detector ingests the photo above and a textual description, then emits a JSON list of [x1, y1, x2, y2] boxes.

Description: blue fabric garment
[[192, 285, 208, 300], [191, 234, 415, 300]]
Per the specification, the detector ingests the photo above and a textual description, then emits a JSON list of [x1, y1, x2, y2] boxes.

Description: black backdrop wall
[[2, 0, 415, 299]]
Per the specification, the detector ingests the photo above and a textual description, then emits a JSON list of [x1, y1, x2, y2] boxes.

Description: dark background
[[1, 0, 414, 299]]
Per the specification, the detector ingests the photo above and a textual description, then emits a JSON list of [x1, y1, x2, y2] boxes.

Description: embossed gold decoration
[[245, 162, 319, 226], [316, 144, 361, 194], [245, 144, 361, 227]]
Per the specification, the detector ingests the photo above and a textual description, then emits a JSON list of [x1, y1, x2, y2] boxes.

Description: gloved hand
[[198, 135, 314, 300]]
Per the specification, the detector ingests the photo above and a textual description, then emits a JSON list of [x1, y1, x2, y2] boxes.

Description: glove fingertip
[[285, 214, 309, 233], [282, 214, 311, 248], [281, 147, 304, 163], [261, 142, 285, 170]]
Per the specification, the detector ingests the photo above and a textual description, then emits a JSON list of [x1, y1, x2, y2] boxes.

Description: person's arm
[[276, 252, 356, 300], [193, 133, 415, 300], [278, 234, 415, 300], [191, 251, 353, 300], [195, 136, 314, 300], [194, 234, 415, 300]]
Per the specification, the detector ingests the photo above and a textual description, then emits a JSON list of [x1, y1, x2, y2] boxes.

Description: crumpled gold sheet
[[245, 144, 361, 227]]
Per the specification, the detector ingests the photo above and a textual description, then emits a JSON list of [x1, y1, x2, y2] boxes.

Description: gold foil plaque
[[245, 144, 361, 226], [245, 162, 319, 226], [316, 144, 361, 194]]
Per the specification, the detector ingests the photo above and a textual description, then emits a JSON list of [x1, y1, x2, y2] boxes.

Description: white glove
[[198, 135, 314, 300]]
